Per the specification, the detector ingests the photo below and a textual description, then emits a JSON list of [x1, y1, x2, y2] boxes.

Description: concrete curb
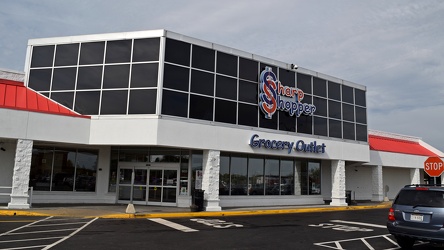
[[0, 202, 392, 219]]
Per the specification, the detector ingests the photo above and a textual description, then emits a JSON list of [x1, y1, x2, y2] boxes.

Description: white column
[[201, 150, 222, 211], [8, 139, 33, 209], [410, 168, 421, 185], [371, 165, 384, 202], [330, 160, 347, 206]]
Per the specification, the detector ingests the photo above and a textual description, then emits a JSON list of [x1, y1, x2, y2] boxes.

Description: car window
[[395, 190, 444, 207]]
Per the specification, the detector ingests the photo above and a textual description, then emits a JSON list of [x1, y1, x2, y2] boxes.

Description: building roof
[[0, 78, 89, 119], [369, 132, 440, 157]]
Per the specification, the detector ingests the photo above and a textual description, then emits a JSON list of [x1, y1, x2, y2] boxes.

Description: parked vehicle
[[387, 184, 444, 249]]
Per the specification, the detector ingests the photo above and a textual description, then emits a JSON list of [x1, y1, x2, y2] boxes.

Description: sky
[[1, 0, 444, 152]]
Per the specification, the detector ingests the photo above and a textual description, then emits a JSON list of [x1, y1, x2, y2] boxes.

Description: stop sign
[[424, 157, 444, 177]]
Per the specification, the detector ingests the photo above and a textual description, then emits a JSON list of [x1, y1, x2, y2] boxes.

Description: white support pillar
[[371, 165, 384, 202], [201, 150, 222, 211], [410, 168, 421, 185], [330, 160, 347, 206], [8, 139, 33, 209]]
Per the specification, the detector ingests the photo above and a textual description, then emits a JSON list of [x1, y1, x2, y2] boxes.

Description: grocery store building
[[0, 30, 442, 210]]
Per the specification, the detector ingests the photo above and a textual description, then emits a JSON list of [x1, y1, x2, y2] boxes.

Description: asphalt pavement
[[0, 201, 392, 219]]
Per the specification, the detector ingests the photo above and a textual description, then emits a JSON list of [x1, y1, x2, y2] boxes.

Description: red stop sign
[[424, 157, 444, 177]]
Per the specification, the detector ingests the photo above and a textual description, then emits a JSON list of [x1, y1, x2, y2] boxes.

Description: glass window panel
[[328, 100, 341, 119], [297, 115, 312, 134], [297, 73, 311, 94], [80, 42, 105, 65], [51, 92, 74, 109], [119, 169, 133, 184], [238, 103, 258, 127], [131, 63, 158, 88], [128, 89, 157, 114], [313, 97, 327, 117], [28, 69, 52, 91], [31, 45, 54, 68], [299, 161, 308, 195], [216, 52, 237, 77], [356, 106, 367, 124], [74, 91, 100, 115], [248, 158, 264, 195], [101, 90, 128, 115], [238, 80, 257, 104], [314, 116, 328, 136], [343, 121, 355, 140], [132, 186, 147, 201], [30, 147, 53, 191], [190, 70, 214, 96], [52, 148, 76, 191], [163, 64, 189, 91], [77, 66, 102, 89], [230, 156, 247, 195], [313, 77, 327, 97], [165, 38, 190, 66], [55, 43, 79, 66], [191, 152, 203, 192], [342, 103, 354, 122], [118, 147, 149, 162], [260, 64, 277, 76], [355, 89, 366, 107], [163, 170, 177, 186], [329, 119, 342, 139], [149, 148, 181, 163], [328, 81, 341, 101], [149, 169, 162, 185], [189, 94, 213, 121], [118, 186, 131, 200], [163, 187, 177, 202], [278, 110, 296, 132], [105, 40, 132, 63], [216, 75, 237, 100], [74, 149, 98, 192], [52, 67, 77, 91], [239, 58, 258, 82], [192, 45, 215, 71], [308, 162, 321, 195], [133, 38, 160, 62], [342, 85, 354, 104], [161, 90, 188, 117], [219, 155, 230, 195], [280, 160, 294, 195], [148, 187, 162, 202], [356, 124, 368, 142], [259, 112, 278, 130], [278, 68, 295, 87], [215, 99, 237, 124], [265, 159, 279, 195], [103, 64, 130, 89]]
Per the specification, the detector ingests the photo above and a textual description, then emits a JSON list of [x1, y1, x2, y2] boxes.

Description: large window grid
[[162, 38, 367, 142], [219, 153, 321, 196], [28, 38, 160, 115]]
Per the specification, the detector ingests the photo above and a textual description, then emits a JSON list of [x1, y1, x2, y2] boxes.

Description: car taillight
[[415, 187, 429, 190], [388, 207, 395, 221]]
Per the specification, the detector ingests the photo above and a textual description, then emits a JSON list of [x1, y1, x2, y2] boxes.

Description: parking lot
[[0, 209, 436, 249]]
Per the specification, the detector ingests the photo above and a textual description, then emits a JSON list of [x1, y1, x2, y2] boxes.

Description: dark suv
[[387, 184, 444, 249]]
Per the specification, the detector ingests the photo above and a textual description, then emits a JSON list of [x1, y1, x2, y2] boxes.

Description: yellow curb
[[0, 203, 392, 219]]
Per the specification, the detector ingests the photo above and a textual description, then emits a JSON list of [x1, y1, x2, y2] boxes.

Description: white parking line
[[149, 218, 198, 232], [0, 216, 53, 237], [42, 217, 98, 250], [330, 220, 386, 229]]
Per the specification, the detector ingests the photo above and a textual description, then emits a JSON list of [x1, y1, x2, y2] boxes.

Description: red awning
[[369, 134, 438, 157], [0, 79, 89, 119]]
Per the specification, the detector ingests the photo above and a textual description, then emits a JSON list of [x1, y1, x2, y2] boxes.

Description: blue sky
[[1, 0, 444, 151]]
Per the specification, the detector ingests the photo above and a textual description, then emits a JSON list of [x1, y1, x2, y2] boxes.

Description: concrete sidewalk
[[0, 201, 392, 219]]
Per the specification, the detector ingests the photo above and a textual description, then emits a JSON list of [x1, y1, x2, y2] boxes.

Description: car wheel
[[396, 236, 415, 249]]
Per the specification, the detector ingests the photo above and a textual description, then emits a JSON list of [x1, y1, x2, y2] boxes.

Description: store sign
[[249, 134, 326, 154], [259, 67, 316, 119]]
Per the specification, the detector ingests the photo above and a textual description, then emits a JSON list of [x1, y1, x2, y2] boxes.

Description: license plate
[[410, 214, 423, 222]]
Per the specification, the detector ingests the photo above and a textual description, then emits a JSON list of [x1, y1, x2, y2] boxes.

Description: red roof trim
[[369, 134, 438, 157], [0, 81, 90, 119]]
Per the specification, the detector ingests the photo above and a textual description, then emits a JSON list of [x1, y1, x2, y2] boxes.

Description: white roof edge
[[0, 68, 25, 82], [368, 129, 420, 142]]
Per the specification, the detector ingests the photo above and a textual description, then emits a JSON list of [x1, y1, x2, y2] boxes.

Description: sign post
[[424, 157, 444, 177]]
